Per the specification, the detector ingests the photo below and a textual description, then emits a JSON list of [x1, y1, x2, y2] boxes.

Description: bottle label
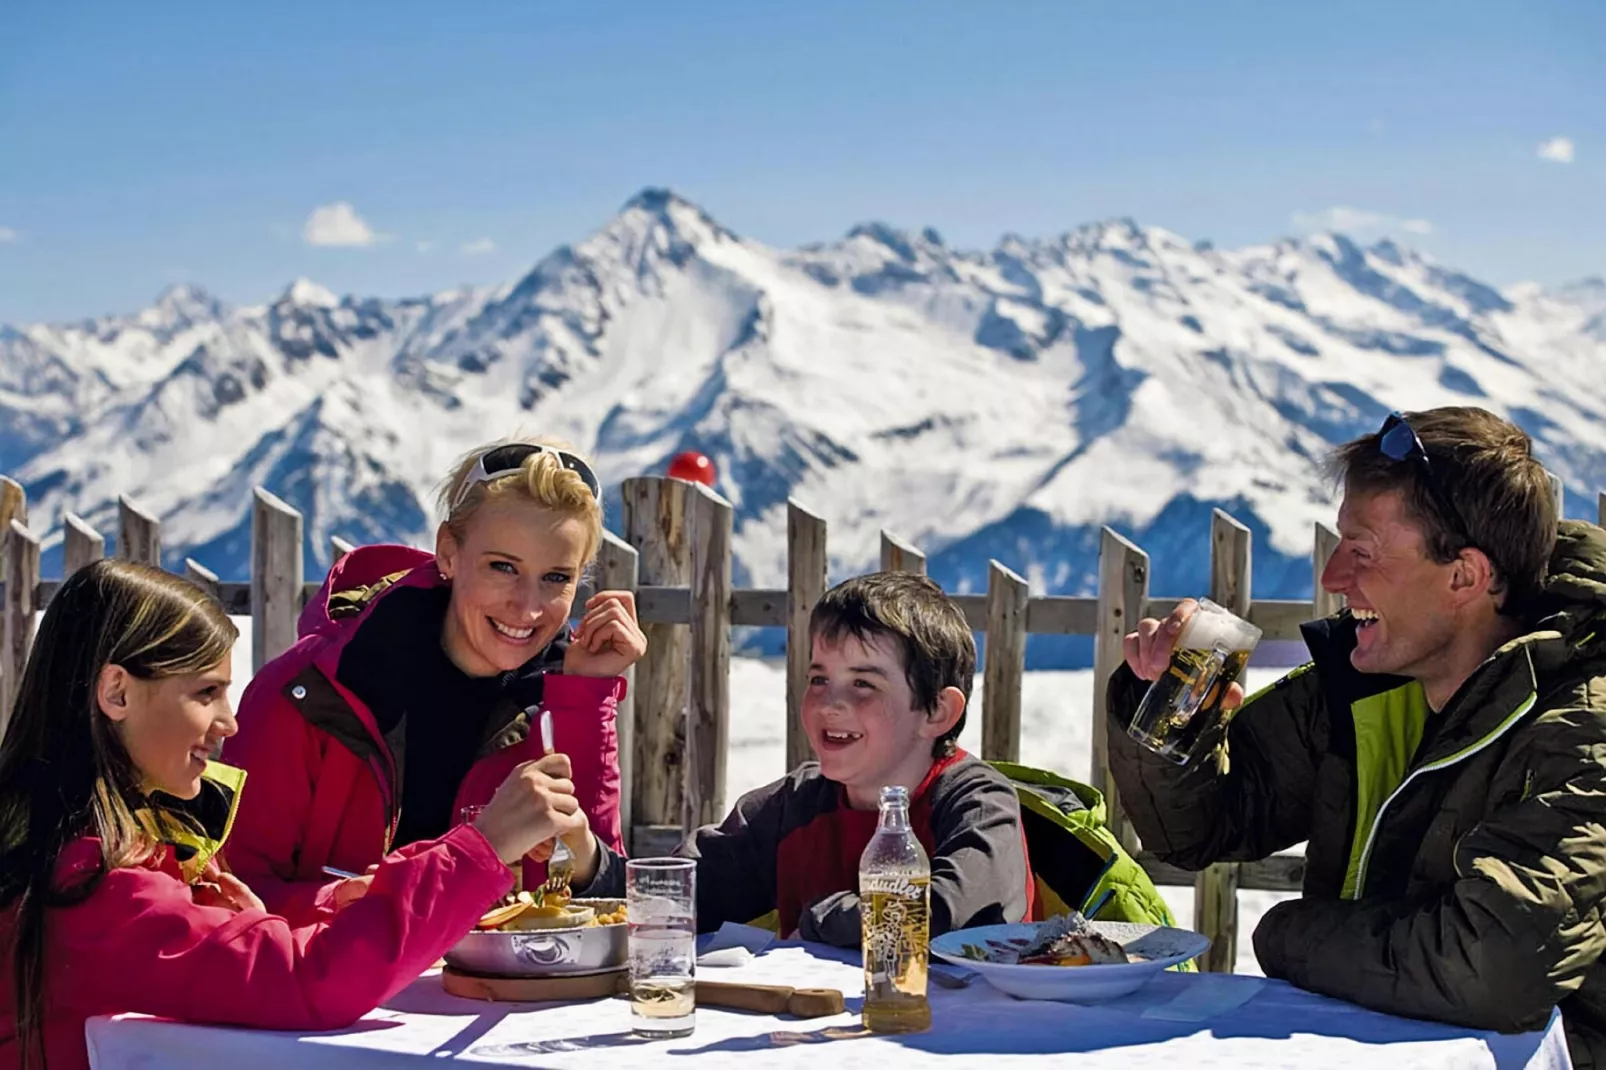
[[861, 876, 930, 996], [862, 874, 924, 899]]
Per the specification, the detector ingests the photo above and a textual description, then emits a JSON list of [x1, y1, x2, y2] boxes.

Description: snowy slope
[[4, 189, 1603, 665]]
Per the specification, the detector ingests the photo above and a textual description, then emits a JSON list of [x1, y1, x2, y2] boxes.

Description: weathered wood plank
[[595, 530, 640, 853], [622, 477, 693, 838], [117, 496, 162, 566], [0, 477, 25, 712], [879, 531, 927, 575], [1024, 596, 1098, 636], [251, 488, 303, 672], [2, 520, 41, 742], [631, 825, 685, 860], [1140, 851, 1305, 893], [184, 558, 222, 604], [686, 483, 733, 829], [786, 500, 828, 773], [63, 513, 106, 578], [982, 560, 1029, 763], [1195, 510, 1251, 973], [1093, 528, 1148, 855]]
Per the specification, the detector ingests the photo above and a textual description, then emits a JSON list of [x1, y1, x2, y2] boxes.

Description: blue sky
[[1, 1, 1600, 323]]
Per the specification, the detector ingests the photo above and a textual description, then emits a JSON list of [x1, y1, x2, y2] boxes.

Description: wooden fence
[[2, 472, 1601, 973]]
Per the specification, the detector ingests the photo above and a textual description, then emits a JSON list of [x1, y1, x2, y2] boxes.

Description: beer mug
[[1126, 598, 1261, 765]]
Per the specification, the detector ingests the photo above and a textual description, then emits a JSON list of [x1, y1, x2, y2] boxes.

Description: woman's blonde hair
[[0, 560, 238, 1069], [436, 437, 604, 566]]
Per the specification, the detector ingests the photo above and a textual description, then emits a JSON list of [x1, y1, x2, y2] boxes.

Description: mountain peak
[[844, 222, 947, 263], [1057, 217, 1158, 256], [622, 187, 692, 214], [614, 187, 734, 243], [569, 187, 737, 279], [150, 283, 226, 323], [280, 277, 340, 309]]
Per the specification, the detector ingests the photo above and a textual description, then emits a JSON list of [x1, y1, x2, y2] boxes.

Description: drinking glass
[[626, 858, 697, 1038], [1127, 598, 1262, 765]]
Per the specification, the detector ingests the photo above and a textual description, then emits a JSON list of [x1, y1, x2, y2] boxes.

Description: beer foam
[[1178, 601, 1262, 653]]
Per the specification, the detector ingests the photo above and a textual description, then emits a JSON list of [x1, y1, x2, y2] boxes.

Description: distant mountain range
[[4, 188, 1602, 665]]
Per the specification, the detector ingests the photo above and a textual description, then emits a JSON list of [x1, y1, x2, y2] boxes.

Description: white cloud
[[0, 226, 19, 244], [1537, 136, 1575, 164], [461, 238, 496, 255], [416, 240, 435, 253], [1289, 206, 1433, 238], [302, 202, 377, 247]]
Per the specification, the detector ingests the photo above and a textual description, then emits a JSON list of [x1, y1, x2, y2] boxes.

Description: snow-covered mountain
[[5, 189, 1604, 664]]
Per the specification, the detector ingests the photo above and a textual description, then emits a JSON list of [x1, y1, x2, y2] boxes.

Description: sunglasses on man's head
[[1376, 411, 1479, 555], [451, 443, 601, 510]]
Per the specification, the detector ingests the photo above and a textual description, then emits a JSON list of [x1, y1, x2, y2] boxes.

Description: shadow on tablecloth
[[663, 972, 1559, 1070]]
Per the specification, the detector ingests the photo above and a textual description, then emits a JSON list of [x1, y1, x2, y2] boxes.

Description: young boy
[[564, 572, 1033, 947]]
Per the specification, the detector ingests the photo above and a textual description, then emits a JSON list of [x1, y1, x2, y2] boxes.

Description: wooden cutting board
[[441, 967, 846, 1018]]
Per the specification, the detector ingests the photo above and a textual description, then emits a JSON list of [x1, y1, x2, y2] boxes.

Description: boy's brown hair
[[1328, 406, 1558, 616], [809, 571, 976, 757]]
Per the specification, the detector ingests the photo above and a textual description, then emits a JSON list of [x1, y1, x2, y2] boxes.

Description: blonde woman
[[226, 439, 643, 919], [0, 561, 582, 1070]]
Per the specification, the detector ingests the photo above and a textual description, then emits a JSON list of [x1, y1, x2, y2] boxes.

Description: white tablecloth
[[87, 943, 1572, 1069]]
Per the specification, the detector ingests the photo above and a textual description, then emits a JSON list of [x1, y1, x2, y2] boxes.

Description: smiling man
[[1107, 406, 1606, 1061]]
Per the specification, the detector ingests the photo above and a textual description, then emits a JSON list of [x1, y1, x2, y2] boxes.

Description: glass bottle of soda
[[859, 785, 931, 1034]]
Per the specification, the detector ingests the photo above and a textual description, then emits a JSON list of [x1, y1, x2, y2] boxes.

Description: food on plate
[[958, 913, 1131, 967], [475, 891, 627, 932]]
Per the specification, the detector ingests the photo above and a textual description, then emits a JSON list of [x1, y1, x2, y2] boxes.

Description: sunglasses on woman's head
[[451, 443, 601, 510]]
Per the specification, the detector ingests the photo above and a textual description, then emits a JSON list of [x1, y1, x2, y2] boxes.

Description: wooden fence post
[[0, 479, 26, 554], [117, 496, 162, 566], [1547, 471, 1565, 518], [330, 536, 356, 563], [787, 500, 828, 773], [622, 477, 693, 857], [686, 483, 733, 830], [982, 560, 1028, 763], [184, 558, 222, 604], [1598, 492, 1604, 528], [63, 513, 105, 578], [880, 531, 927, 575], [1195, 510, 1251, 973], [1093, 528, 1148, 854], [2, 520, 40, 742], [1313, 522, 1342, 620], [251, 488, 303, 672], [0, 479, 25, 731], [595, 530, 640, 852]]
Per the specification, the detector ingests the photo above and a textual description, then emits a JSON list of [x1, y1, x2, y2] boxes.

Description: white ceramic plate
[[930, 920, 1209, 1003]]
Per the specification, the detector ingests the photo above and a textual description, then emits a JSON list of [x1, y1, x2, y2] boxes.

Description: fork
[[538, 708, 575, 901]]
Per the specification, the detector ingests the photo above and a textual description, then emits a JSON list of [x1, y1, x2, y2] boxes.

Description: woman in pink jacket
[[0, 559, 584, 1070], [225, 439, 643, 918]]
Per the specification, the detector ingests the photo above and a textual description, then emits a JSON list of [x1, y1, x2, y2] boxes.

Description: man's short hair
[[1329, 406, 1558, 615], [809, 572, 976, 758]]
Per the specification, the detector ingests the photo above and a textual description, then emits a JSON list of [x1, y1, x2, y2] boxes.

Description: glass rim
[[624, 856, 696, 872]]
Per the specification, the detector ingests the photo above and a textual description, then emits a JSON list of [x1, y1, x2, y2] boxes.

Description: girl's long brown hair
[[0, 560, 236, 1069]]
